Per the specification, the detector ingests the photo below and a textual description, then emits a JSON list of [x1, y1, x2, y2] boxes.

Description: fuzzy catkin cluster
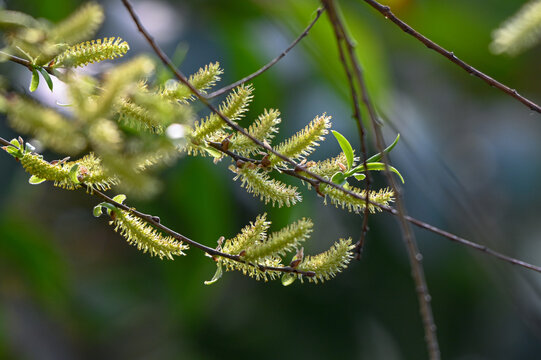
[[0, 1, 401, 286]]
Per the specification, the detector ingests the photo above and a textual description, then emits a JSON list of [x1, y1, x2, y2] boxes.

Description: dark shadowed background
[[1, 0, 541, 359]]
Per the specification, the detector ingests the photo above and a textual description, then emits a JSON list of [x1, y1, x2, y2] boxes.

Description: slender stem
[[401, 211, 541, 273], [361, 0, 541, 114], [207, 8, 325, 99], [90, 187, 315, 276], [0, 135, 315, 278], [322, 1, 372, 259], [120, 0, 541, 279], [0, 51, 55, 74], [324, 1, 440, 358]]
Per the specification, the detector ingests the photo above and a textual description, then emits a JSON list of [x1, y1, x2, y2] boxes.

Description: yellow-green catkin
[[243, 218, 312, 261], [269, 114, 331, 165], [228, 109, 281, 156], [297, 238, 354, 283], [19, 152, 77, 189], [231, 165, 301, 207], [111, 209, 188, 260], [53, 37, 129, 68], [48, 2, 104, 45], [322, 185, 394, 213], [491, 0, 541, 55], [222, 213, 270, 255]]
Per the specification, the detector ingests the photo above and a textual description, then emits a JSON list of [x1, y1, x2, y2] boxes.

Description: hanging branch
[[207, 7, 325, 99], [361, 0, 541, 114], [120, 0, 541, 280], [0, 51, 55, 74], [323, 1, 439, 358], [0, 136, 316, 278]]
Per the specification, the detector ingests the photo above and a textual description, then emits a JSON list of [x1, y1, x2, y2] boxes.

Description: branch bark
[[361, 0, 541, 114]]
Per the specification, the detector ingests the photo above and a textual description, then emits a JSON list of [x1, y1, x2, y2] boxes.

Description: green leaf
[[204, 261, 223, 285], [38, 67, 54, 91], [112, 194, 127, 204], [366, 133, 400, 163], [201, 145, 223, 159], [10, 138, 22, 148], [96, 202, 117, 216], [350, 162, 405, 183], [28, 175, 46, 185], [331, 171, 347, 186], [29, 67, 39, 92], [93, 205, 103, 218], [332, 130, 354, 170], [353, 173, 366, 181], [68, 164, 80, 184], [281, 273, 296, 286], [4, 146, 21, 158]]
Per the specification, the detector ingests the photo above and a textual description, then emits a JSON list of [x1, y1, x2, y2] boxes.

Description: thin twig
[[361, 0, 541, 114], [90, 186, 315, 276], [0, 51, 55, 74], [120, 0, 541, 278], [324, 1, 440, 358], [0, 136, 315, 278], [206, 8, 325, 99], [4, 129, 541, 275], [322, 1, 372, 260], [401, 211, 541, 273]]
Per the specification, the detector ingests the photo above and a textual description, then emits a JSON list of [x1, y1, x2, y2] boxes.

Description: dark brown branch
[[206, 8, 325, 99], [401, 211, 541, 273], [322, 1, 372, 260], [324, 1, 440, 358], [120, 0, 541, 279], [122, 0, 380, 211], [0, 135, 315, 278], [0, 51, 55, 74], [361, 0, 541, 114], [207, 141, 261, 164], [90, 187, 315, 277], [122, 0, 294, 167]]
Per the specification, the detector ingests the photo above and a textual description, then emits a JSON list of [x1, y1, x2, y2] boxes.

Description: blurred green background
[[2, 0, 541, 359]]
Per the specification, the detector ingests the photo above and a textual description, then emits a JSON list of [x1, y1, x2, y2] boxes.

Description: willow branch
[[0, 135, 315, 278], [121, 0, 541, 278], [207, 7, 325, 99], [1, 2, 538, 280], [323, 1, 373, 259], [0, 51, 55, 74], [324, 1, 440, 358], [90, 186, 315, 276], [361, 0, 541, 114]]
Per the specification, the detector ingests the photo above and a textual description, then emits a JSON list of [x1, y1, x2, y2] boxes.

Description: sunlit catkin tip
[[490, 0, 541, 56]]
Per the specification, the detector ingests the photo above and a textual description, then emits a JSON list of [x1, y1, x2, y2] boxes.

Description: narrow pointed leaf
[[366, 134, 400, 163], [281, 273, 296, 286], [93, 205, 103, 217], [68, 164, 80, 184], [29, 67, 39, 92], [204, 262, 223, 285], [28, 175, 46, 185], [4, 146, 20, 157], [112, 194, 127, 204], [331, 171, 347, 186], [201, 145, 223, 159], [332, 130, 354, 170], [96, 202, 117, 215], [10, 139, 22, 148], [38, 67, 54, 91], [350, 162, 404, 183]]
